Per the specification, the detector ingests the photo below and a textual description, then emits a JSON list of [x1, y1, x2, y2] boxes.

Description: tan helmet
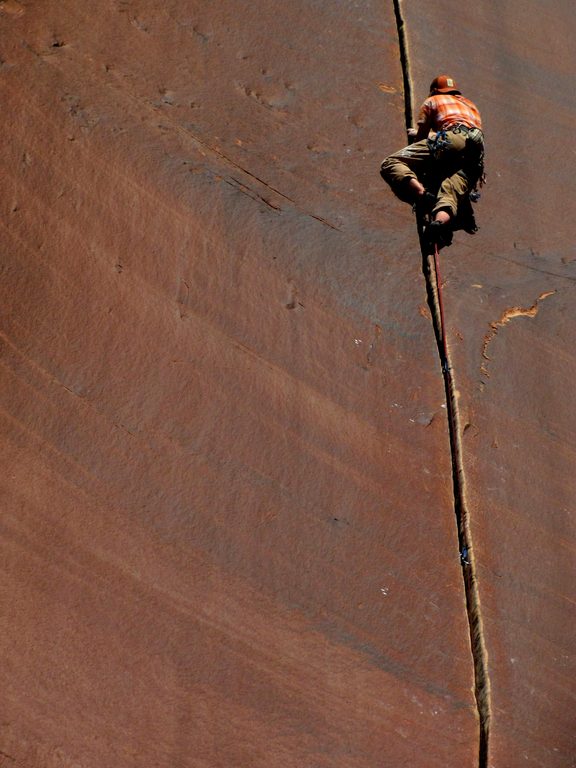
[[429, 75, 461, 95]]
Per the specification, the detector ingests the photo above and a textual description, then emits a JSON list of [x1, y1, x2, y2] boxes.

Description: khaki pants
[[380, 131, 478, 218]]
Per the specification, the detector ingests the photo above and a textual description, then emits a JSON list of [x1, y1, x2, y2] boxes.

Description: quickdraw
[[427, 128, 451, 160]]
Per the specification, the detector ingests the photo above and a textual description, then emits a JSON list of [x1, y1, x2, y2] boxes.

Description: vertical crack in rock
[[392, 0, 413, 126], [422, 257, 492, 768], [391, 3, 491, 765]]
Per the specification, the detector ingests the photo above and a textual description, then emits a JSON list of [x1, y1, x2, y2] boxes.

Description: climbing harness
[[450, 124, 483, 142], [427, 124, 486, 194]]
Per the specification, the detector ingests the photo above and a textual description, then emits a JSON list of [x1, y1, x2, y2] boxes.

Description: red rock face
[[0, 2, 573, 767]]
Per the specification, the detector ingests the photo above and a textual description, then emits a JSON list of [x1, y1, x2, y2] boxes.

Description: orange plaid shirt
[[417, 94, 482, 132]]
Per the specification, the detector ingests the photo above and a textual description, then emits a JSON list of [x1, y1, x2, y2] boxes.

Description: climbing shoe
[[413, 191, 437, 216], [426, 220, 453, 249], [455, 195, 479, 234]]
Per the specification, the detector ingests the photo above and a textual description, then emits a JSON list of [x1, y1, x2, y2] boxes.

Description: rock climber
[[380, 75, 485, 248]]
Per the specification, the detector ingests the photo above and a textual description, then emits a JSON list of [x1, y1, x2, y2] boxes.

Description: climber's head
[[429, 75, 461, 95]]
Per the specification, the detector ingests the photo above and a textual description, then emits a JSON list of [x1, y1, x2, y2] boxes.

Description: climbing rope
[[433, 243, 450, 373]]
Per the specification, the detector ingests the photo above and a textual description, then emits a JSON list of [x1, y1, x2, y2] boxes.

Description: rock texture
[[404, 2, 576, 766], [0, 1, 574, 767]]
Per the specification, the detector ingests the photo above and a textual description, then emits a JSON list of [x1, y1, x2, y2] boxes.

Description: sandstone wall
[[0, 2, 574, 766]]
